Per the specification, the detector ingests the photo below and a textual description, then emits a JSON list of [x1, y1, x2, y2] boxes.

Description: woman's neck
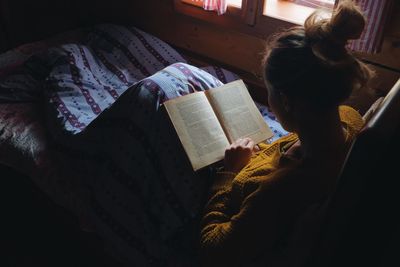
[[295, 108, 346, 160]]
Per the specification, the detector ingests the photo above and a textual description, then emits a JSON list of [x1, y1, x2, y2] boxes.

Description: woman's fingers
[[224, 138, 255, 173], [230, 138, 257, 150], [238, 137, 251, 146], [245, 139, 255, 149], [229, 138, 255, 151], [239, 138, 248, 146]]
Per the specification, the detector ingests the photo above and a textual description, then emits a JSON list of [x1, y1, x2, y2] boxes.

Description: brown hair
[[263, 0, 373, 110]]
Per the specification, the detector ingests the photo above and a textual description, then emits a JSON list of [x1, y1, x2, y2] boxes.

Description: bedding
[[42, 25, 187, 135], [0, 28, 91, 212], [0, 23, 289, 265]]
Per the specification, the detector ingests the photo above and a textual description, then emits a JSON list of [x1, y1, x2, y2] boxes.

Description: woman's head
[[263, 0, 372, 130]]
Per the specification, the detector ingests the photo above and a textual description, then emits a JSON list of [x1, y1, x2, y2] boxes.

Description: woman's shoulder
[[338, 105, 364, 133]]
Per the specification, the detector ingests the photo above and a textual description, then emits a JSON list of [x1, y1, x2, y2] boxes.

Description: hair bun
[[329, 0, 365, 42], [304, 0, 365, 60], [304, 0, 365, 44]]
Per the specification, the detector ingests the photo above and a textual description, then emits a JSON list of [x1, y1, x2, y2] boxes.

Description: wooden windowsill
[[181, 0, 203, 8]]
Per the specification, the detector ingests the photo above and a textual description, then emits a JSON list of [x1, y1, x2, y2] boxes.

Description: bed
[[0, 23, 289, 266]]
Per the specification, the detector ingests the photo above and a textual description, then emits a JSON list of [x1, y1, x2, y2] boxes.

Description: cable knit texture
[[200, 105, 364, 266]]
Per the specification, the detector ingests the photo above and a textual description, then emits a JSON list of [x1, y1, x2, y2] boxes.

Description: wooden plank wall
[[0, 0, 399, 110]]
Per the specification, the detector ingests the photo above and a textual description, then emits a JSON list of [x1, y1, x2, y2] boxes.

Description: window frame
[[174, 0, 336, 37]]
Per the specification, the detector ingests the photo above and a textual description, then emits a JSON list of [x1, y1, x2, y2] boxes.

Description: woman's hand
[[224, 138, 258, 173]]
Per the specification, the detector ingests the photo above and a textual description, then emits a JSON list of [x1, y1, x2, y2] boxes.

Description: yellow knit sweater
[[199, 106, 364, 266]]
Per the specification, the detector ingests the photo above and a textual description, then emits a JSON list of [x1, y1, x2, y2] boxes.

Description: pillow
[[0, 103, 46, 171]]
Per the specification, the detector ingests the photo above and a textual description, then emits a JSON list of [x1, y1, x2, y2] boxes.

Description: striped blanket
[[44, 24, 187, 134], [40, 24, 287, 140]]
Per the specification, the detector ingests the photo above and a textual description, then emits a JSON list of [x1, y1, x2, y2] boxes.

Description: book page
[[164, 92, 229, 171], [206, 80, 273, 144]]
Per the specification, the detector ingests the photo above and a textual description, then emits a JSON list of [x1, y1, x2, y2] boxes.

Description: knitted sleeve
[[201, 171, 237, 226], [199, 165, 316, 266], [200, 178, 280, 267]]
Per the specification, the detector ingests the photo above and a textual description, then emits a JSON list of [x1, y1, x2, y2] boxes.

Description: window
[[228, 0, 243, 8], [175, 0, 336, 36], [263, 0, 335, 25]]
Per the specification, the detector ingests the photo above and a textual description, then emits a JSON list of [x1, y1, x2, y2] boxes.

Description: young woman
[[200, 1, 372, 266], [44, 1, 370, 266]]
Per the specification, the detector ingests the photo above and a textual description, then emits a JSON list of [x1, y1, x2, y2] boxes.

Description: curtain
[[349, 0, 395, 53], [203, 0, 228, 15]]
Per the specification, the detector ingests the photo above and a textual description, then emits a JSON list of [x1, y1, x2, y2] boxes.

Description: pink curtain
[[203, 0, 228, 15], [349, 0, 394, 53]]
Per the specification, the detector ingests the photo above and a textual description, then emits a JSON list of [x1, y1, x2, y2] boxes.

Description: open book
[[164, 80, 273, 171]]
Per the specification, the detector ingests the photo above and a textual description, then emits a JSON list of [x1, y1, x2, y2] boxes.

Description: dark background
[[1, 164, 120, 267]]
